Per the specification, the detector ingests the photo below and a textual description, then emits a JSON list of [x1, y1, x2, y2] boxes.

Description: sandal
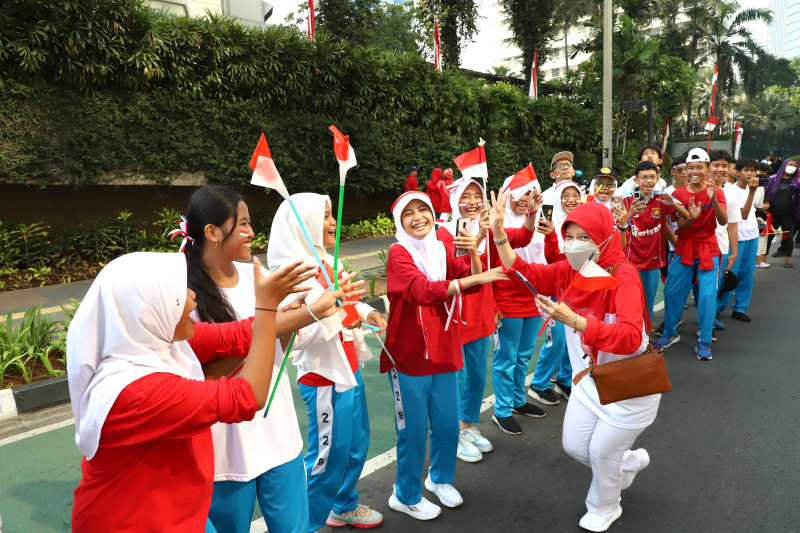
[[785, 260, 793, 268]]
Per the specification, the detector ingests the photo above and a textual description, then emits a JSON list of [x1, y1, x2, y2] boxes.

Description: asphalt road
[[319, 263, 800, 533]]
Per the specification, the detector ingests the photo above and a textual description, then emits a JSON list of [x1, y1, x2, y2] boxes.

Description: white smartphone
[[455, 217, 470, 257]]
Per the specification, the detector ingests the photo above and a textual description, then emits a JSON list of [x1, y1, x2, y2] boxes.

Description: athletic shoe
[[554, 382, 571, 400], [424, 475, 463, 508], [579, 507, 623, 532], [512, 402, 546, 418], [756, 262, 770, 268], [462, 425, 492, 450], [456, 434, 483, 463], [713, 318, 725, 330], [528, 386, 560, 405], [326, 504, 384, 528], [621, 449, 650, 490], [773, 249, 786, 257], [695, 340, 712, 360], [388, 487, 441, 521], [696, 330, 717, 342], [492, 414, 522, 435], [654, 320, 682, 337], [654, 333, 680, 350], [732, 312, 751, 322]]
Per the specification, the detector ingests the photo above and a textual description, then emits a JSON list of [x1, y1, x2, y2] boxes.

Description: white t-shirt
[[665, 185, 680, 251], [617, 175, 667, 196], [193, 262, 303, 482], [728, 185, 762, 241], [566, 315, 660, 430], [715, 184, 742, 255]]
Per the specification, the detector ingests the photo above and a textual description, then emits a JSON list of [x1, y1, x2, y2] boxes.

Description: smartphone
[[633, 190, 644, 202], [541, 204, 554, 222], [757, 174, 769, 187], [454, 217, 470, 257], [611, 196, 622, 208], [514, 271, 539, 297]]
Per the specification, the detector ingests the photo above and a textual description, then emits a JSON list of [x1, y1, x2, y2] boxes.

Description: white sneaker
[[461, 427, 493, 453], [388, 487, 441, 520], [457, 434, 483, 462], [579, 506, 622, 532], [622, 449, 650, 490], [424, 474, 463, 508]]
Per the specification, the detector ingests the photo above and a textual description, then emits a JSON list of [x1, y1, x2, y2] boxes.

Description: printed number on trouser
[[390, 369, 406, 430], [312, 387, 334, 475]]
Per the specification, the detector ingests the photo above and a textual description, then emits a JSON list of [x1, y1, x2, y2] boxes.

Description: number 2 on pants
[[390, 369, 406, 431], [312, 386, 334, 475]]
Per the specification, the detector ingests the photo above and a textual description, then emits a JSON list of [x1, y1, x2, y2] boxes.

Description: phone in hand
[[611, 196, 622, 208], [541, 204, 554, 222], [454, 217, 470, 257], [514, 271, 539, 297], [757, 174, 770, 187], [633, 190, 644, 202]]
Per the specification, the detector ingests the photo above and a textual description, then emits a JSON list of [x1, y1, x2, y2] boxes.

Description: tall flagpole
[[602, 0, 612, 167]]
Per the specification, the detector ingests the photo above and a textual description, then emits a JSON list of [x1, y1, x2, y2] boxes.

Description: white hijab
[[267, 193, 334, 272], [553, 180, 582, 252], [66, 253, 204, 460], [501, 176, 546, 264], [442, 177, 487, 253], [589, 178, 613, 209], [392, 192, 447, 281]]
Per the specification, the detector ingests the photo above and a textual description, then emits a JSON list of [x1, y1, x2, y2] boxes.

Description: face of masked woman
[[785, 161, 798, 175], [562, 222, 613, 271]]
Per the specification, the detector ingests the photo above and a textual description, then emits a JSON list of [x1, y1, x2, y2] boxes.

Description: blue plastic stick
[[286, 198, 340, 304]]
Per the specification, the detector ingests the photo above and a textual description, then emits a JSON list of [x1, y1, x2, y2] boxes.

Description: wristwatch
[[617, 224, 628, 231]]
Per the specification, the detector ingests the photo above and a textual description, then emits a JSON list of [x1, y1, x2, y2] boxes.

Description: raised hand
[[659, 192, 677, 206], [366, 310, 388, 334], [454, 228, 478, 254], [612, 204, 628, 226], [488, 190, 507, 234], [688, 197, 701, 220], [477, 211, 491, 240], [480, 266, 510, 283], [629, 198, 645, 216], [706, 178, 717, 200], [537, 217, 555, 236], [254, 258, 315, 309], [529, 190, 544, 214]]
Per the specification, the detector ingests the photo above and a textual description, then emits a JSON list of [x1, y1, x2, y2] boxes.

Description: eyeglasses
[[554, 163, 573, 170], [639, 175, 659, 183], [561, 194, 581, 201], [595, 182, 616, 190]]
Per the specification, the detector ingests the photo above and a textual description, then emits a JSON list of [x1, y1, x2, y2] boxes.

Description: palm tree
[[737, 86, 798, 131], [553, 0, 598, 71]]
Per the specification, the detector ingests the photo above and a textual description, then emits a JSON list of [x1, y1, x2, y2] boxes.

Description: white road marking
[[0, 418, 74, 447]]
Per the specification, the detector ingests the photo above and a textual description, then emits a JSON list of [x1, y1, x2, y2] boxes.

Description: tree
[[738, 86, 798, 131], [553, 0, 599, 71], [418, 0, 479, 67], [500, 0, 560, 83], [315, 0, 425, 53]]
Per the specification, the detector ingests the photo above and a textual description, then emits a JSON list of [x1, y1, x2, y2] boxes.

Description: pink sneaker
[[756, 262, 771, 268]]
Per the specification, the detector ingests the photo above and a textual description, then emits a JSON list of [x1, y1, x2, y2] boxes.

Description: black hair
[[708, 150, 732, 163], [756, 162, 772, 174], [634, 160, 659, 177], [637, 144, 663, 162], [185, 186, 244, 324], [736, 158, 757, 171]]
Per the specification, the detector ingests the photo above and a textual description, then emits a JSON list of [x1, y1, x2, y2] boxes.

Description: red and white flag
[[528, 48, 538, 99], [573, 260, 619, 292], [329, 125, 357, 186], [661, 112, 669, 157], [249, 133, 290, 199], [307, 0, 316, 39], [434, 17, 442, 72], [733, 123, 744, 159], [506, 165, 538, 201], [711, 65, 718, 85], [454, 142, 487, 180], [704, 116, 719, 132]]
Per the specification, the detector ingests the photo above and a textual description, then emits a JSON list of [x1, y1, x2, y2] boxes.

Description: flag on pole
[[434, 17, 442, 72], [661, 112, 669, 157], [733, 123, 744, 159], [507, 165, 538, 201], [704, 116, 719, 132], [307, 0, 316, 39], [528, 48, 538, 99], [329, 125, 356, 186], [454, 141, 488, 180], [711, 65, 718, 85], [572, 260, 619, 292], [249, 133, 290, 199]]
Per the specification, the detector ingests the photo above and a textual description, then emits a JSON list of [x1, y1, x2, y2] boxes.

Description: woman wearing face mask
[[527, 180, 582, 408], [490, 200, 658, 533], [765, 158, 800, 267]]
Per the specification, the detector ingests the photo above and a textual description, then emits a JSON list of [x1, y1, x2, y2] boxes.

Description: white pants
[[562, 397, 648, 515]]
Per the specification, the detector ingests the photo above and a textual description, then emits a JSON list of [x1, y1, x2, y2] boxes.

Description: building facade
[[145, 0, 269, 27]]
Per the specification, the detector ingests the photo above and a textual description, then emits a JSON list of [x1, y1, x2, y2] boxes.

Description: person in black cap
[[404, 166, 420, 192], [588, 167, 619, 209]]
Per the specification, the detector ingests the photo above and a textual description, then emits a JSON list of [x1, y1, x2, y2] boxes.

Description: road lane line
[[0, 418, 74, 447]]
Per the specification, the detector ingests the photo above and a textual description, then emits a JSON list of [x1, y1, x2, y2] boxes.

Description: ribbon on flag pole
[[707, 65, 718, 151], [329, 125, 357, 289], [529, 48, 538, 99], [434, 17, 442, 72], [661, 112, 669, 157]]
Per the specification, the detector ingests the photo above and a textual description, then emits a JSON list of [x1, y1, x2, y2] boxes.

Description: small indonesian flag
[[454, 142, 488, 180], [506, 165, 538, 200], [316, 264, 361, 328], [711, 66, 718, 85], [329, 125, 357, 186], [529, 48, 538, 99], [249, 133, 290, 199], [573, 260, 619, 292], [434, 17, 442, 72], [704, 116, 719, 132]]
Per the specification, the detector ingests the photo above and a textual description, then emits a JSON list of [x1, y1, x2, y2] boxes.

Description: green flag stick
[[332, 185, 345, 290], [263, 331, 297, 419]]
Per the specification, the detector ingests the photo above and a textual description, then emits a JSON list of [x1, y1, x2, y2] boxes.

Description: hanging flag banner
[[704, 116, 719, 132], [453, 142, 488, 180], [249, 133, 290, 199], [434, 17, 442, 72], [529, 48, 538, 99], [661, 112, 670, 157], [329, 125, 357, 186]]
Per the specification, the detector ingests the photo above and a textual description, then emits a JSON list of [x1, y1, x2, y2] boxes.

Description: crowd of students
[[66, 143, 796, 533]]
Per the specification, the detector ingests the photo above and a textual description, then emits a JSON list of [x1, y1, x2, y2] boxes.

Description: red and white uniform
[[622, 194, 676, 270], [671, 186, 727, 270]]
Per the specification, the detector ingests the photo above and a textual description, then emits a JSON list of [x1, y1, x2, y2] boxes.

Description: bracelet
[[494, 235, 509, 245], [255, 307, 278, 312], [307, 305, 320, 322], [571, 313, 580, 333], [618, 224, 628, 231]]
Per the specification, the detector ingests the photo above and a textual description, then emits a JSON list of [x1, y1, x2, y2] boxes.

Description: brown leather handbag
[[571, 261, 672, 405]]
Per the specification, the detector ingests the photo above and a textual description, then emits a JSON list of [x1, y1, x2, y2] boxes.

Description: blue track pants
[[717, 237, 758, 314], [493, 316, 542, 417], [664, 254, 719, 344], [456, 335, 491, 423]]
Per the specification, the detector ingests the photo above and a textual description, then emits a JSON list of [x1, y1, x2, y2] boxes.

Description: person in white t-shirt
[[616, 145, 667, 196], [184, 187, 353, 533], [717, 159, 762, 322], [541, 150, 576, 205]]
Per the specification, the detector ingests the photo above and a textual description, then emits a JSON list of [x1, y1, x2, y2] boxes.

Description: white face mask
[[786, 165, 797, 175], [564, 240, 600, 271]]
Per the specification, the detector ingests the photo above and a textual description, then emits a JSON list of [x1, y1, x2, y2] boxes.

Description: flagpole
[[537, 254, 595, 336], [707, 73, 717, 152], [333, 185, 345, 290], [287, 198, 338, 297], [262, 332, 297, 419]]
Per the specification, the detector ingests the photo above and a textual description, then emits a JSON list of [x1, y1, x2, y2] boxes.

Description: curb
[[11, 375, 70, 414], [0, 389, 18, 421]]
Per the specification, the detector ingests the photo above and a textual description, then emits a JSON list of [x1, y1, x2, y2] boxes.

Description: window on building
[[552, 68, 560, 78]]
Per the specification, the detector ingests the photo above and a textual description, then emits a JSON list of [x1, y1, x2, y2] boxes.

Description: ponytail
[[184, 186, 243, 324]]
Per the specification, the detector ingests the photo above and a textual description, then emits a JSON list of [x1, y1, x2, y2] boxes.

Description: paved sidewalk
[[0, 235, 396, 321]]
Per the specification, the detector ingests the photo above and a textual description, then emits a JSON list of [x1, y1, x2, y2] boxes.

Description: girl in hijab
[[528, 180, 582, 409], [490, 200, 658, 533], [183, 187, 354, 533], [68, 252, 313, 532], [765, 157, 800, 267], [490, 176, 550, 435], [383, 191, 507, 520], [267, 193, 387, 532], [425, 168, 449, 225]]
